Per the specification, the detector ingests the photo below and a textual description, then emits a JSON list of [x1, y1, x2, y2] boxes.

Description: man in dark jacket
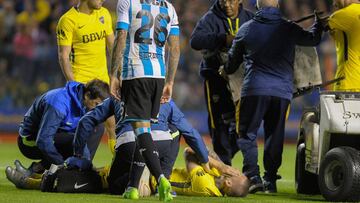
[[190, 0, 253, 166], [9, 79, 109, 176], [225, 0, 323, 193]]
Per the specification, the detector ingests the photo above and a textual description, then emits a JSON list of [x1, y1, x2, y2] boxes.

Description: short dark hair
[[83, 79, 110, 100]]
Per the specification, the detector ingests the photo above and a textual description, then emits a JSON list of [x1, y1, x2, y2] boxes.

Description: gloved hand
[[64, 156, 92, 170]]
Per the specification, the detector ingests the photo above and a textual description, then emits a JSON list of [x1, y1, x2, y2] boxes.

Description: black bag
[[56, 168, 103, 193]]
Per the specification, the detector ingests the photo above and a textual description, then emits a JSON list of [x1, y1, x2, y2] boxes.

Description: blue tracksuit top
[[225, 7, 323, 100], [74, 99, 209, 163], [19, 81, 86, 164], [190, 1, 253, 77]]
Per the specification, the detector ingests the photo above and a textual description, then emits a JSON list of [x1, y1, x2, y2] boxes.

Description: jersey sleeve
[[74, 98, 114, 156], [189, 166, 223, 197], [103, 8, 114, 36], [168, 4, 179, 36], [56, 16, 75, 46], [116, 0, 131, 31], [329, 8, 352, 32]]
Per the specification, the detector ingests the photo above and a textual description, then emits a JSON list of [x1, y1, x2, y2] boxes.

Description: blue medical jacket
[[19, 81, 86, 164]]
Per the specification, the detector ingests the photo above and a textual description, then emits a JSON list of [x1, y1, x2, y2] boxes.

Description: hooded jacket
[[190, 1, 253, 77], [19, 81, 86, 164], [225, 7, 323, 100]]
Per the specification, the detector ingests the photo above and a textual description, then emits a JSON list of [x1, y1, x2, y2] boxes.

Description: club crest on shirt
[[99, 16, 104, 24]]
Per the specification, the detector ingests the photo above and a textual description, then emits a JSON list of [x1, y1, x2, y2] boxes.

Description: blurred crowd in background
[[0, 0, 338, 133]]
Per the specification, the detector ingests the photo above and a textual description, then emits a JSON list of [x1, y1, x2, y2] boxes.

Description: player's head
[[256, 0, 280, 9], [221, 174, 250, 197], [83, 0, 105, 10], [83, 79, 109, 110], [332, 0, 358, 10], [219, 0, 242, 19]]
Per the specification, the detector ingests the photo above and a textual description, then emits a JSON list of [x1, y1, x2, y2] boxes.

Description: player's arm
[[162, 7, 180, 103], [109, 30, 127, 99], [106, 34, 115, 57], [58, 45, 74, 81], [166, 35, 180, 85], [110, 0, 130, 99], [36, 105, 67, 165], [74, 98, 115, 157], [56, 16, 75, 81], [162, 35, 180, 103], [105, 116, 116, 155], [184, 147, 202, 172], [104, 8, 115, 57], [208, 152, 241, 177]]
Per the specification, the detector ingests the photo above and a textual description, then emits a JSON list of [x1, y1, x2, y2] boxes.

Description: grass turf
[[0, 142, 325, 202]]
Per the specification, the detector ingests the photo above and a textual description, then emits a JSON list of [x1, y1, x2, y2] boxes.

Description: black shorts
[[121, 78, 164, 121]]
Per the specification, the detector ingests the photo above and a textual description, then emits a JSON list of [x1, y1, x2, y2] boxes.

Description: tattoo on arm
[[208, 148, 222, 161], [166, 35, 180, 84], [110, 30, 128, 78]]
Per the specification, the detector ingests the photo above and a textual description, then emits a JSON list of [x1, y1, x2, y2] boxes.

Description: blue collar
[[255, 7, 282, 21]]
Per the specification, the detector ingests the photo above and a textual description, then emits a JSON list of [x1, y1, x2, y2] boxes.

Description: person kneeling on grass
[[5, 99, 210, 196], [168, 147, 250, 197], [5, 79, 109, 182]]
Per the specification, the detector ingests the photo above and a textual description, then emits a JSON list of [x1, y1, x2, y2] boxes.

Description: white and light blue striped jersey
[[116, 0, 180, 80]]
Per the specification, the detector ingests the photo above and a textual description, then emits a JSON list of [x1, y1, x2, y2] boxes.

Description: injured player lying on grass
[[5, 147, 249, 198]]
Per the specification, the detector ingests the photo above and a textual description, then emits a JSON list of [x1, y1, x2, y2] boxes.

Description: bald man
[[225, 0, 323, 193], [328, 0, 360, 91]]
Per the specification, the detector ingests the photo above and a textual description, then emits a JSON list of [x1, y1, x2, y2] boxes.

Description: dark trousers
[[18, 132, 74, 169], [108, 139, 176, 194], [18, 124, 104, 169], [204, 73, 238, 165], [237, 95, 289, 181]]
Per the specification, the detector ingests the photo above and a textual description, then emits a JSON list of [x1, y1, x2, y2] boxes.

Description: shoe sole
[[5, 166, 26, 189], [249, 183, 264, 194]]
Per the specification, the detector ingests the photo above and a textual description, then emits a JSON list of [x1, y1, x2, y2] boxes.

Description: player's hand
[[110, 76, 121, 100], [64, 156, 92, 171], [221, 165, 241, 177], [202, 162, 221, 177], [161, 82, 173, 103]]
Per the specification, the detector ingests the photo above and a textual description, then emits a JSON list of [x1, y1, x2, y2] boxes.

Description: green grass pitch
[[0, 142, 325, 202]]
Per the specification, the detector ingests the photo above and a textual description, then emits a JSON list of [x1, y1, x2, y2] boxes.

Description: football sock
[[136, 132, 163, 180], [127, 145, 145, 188]]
